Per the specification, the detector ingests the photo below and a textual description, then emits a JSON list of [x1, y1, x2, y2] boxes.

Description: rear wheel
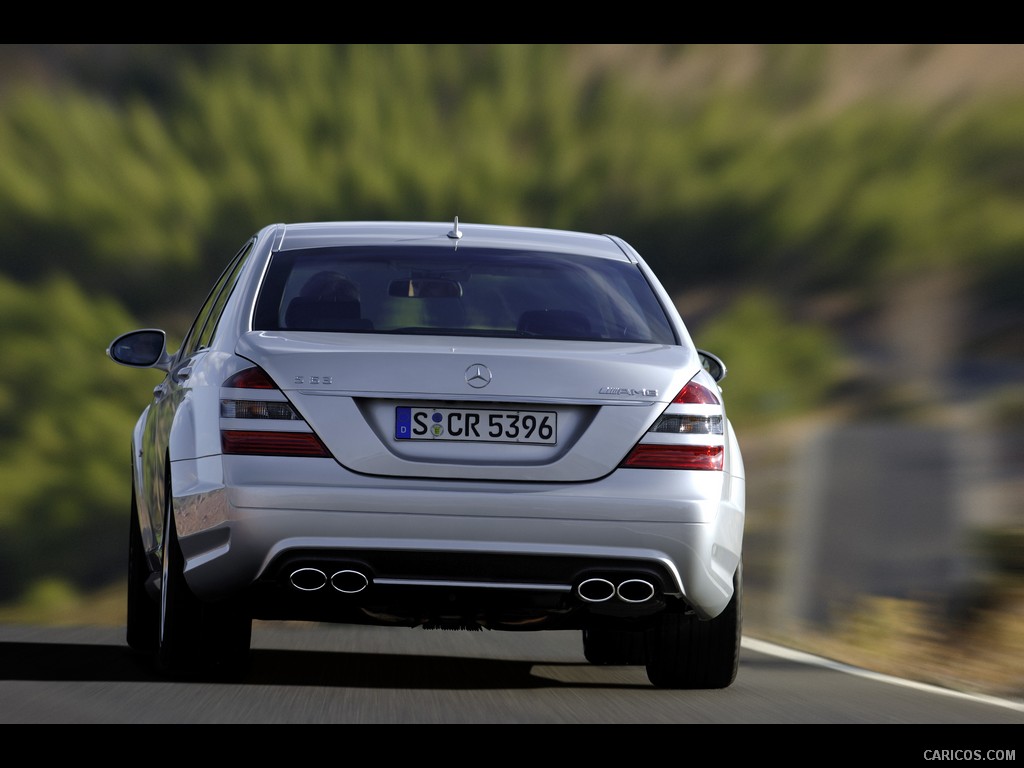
[[157, 484, 252, 680], [645, 564, 743, 689], [126, 479, 158, 653], [582, 628, 648, 665]]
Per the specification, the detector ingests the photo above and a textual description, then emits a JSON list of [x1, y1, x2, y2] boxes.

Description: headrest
[[286, 297, 363, 329], [516, 309, 591, 337]]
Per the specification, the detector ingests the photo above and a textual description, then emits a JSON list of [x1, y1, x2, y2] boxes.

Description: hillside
[[573, 44, 1024, 111]]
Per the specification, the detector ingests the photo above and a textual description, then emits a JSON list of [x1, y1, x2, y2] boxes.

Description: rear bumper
[[169, 454, 744, 623]]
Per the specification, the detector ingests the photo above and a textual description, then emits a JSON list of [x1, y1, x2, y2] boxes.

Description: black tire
[[126, 478, 159, 653], [157, 483, 252, 680], [582, 628, 648, 665], [156, 493, 205, 678], [645, 564, 743, 689]]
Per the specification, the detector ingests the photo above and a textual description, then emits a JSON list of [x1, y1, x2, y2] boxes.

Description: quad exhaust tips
[[576, 577, 657, 604], [289, 567, 369, 594], [288, 566, 656, 604]]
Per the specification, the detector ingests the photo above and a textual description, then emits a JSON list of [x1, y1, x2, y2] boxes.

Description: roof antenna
[[447, 216, 462, 240]]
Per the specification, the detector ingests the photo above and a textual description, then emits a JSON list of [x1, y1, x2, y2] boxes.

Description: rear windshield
[[253, 246, 677, 344]]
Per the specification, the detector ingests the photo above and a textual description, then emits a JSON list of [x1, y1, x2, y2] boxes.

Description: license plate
[[395, 406, 557, 444]]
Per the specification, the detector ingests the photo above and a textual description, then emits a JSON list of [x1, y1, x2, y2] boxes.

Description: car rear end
[[172, 223, 743, 631]]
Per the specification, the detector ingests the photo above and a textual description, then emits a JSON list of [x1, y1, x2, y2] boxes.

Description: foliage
[[0, 274, 156, 600], [694, 293, 845, 427]]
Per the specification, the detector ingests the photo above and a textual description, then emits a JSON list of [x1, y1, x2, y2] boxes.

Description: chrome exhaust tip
[[331, 569, 370, 594], [577, 577, 616, 603], [616, 579, 656, 603], [290, 567, 328, 592]]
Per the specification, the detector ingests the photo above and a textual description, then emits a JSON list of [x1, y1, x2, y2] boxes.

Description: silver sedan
[[108, 219, 746, 688]]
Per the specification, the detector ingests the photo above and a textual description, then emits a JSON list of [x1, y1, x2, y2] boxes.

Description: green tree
[[0, 275, 155, 599], [696, 293, 845, 427]]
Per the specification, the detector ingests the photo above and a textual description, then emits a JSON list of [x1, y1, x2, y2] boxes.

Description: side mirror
[[697, 349, 727, 383], [107, 329, 172, 371]]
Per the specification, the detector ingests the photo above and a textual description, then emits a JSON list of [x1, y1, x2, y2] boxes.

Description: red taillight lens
[[672, 380, 720, 404], [620, 444, 724, 471], [221, 430, 330, 457], [223, 367, 277, 389]]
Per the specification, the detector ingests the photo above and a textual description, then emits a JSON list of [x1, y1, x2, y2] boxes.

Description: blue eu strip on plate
[[395, 406, 411, 439]]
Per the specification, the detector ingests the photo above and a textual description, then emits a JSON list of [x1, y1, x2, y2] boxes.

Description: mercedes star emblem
[[465, 363, 492, 388]]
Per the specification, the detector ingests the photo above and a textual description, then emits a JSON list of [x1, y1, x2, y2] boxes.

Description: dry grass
[[0, 579, 125, 628], [753, 590, 1024, 702]]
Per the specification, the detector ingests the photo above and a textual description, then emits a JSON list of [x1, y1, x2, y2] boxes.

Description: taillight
[[223, 368, 277, 389], [648, 414, 723, 435], [222, 430, 330, 457], [221, 366, 329, 457], [621, 445, 724, 471], [619, 370, 725, 471], [220, 400, 301, 420], [672, 380, 720, 405]]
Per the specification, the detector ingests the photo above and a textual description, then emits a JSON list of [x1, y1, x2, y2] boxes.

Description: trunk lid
[[234, 331, 700, 481]]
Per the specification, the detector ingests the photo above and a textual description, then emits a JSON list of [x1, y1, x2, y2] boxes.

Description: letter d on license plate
[[395, 406, 556, 444]]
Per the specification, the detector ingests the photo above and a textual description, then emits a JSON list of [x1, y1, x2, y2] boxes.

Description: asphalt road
[[0, 622, 1021, 728]]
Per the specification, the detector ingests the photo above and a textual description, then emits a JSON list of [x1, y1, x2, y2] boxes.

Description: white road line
[[742, 636, 1024, 714]]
